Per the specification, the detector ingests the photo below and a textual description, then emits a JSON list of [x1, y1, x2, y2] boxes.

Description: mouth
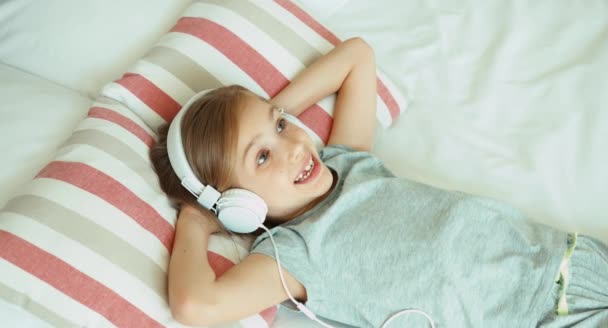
[[294, 155, 320, 184]]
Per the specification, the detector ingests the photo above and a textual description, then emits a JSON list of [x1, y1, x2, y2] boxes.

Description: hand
[[178, 203, 223, 234]]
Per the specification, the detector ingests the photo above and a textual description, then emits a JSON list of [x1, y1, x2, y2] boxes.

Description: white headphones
[[166, 89, 268, 233]]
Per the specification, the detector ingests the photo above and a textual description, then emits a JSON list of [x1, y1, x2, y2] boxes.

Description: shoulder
[[320, 143, 366, 161], [321, 144, 392, 178]]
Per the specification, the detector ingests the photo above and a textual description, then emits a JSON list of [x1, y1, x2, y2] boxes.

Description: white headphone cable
[[259, 225, 334, 328], [381, 309, 435, 328], [258, 225, 435, 328]]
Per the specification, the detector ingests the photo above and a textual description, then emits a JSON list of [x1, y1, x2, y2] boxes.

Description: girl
[[150, 38, 608, 327]]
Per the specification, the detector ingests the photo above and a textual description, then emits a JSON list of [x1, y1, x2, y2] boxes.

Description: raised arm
[[271, 37, 377, 152], [169, 205, 306, 326]]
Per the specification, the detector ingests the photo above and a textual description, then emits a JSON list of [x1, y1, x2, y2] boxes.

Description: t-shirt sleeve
[[319, 144, 359, 162], [250, 227, 316, 289]]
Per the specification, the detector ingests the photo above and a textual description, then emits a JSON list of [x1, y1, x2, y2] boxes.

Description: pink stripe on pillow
[[297, 105, 333, 144], [172, 17, 290, 97], [376, 77, 400, 120], [208, 251, 235, 276], [274, 0, 401, 120], [260, 306, 278, 327], [273, 0, 341, 46], [88, 107, 154, 147], [36, 161, 174, 251], [0, 231, 163, 328], [116, 73, 181, 122]]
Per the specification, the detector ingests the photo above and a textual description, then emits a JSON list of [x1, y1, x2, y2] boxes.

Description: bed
[[1, 0, 607, 327]]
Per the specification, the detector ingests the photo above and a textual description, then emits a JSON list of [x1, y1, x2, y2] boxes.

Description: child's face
[[232, 95, 334, 220]]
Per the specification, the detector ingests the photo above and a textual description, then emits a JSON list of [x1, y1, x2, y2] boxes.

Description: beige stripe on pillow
[[156, 32, 268, 97], [261, 0, 335, 53], [94, 97, 158, 135], [0, 222, 135, 327], [53, 141, 174, 224], [22, 178, 170, 268], [1, 214, 171, 324], [4, 196, 167, 297], [0, 281, 78, 328], [185, 3, 307, 81], [199, 0, 323, 64], [74, 120, 151, 160], [145, 46, 223, 93], [65, 130, 161, 190]]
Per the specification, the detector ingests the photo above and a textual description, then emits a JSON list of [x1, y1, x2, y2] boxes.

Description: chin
[[267, 204, 305, 222]]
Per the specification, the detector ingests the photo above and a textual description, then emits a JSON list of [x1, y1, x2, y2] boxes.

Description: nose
[[283, 137, 305, 163]]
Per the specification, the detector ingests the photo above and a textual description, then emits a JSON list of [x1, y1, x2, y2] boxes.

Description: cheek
[[253, 174, 286, 197], [286, 123, 307, 138], [257, 187, 287, 211], [296, 129, 313, 142]]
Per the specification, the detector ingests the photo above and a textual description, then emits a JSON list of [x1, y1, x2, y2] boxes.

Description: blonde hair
[[150, 85, 249, 210]]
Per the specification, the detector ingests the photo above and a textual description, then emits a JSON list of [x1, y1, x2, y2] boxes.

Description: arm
[[169, 205, 306, 326], [271, 37, 377, 152]]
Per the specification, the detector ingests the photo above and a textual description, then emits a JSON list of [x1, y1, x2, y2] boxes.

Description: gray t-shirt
[[251, 145, 567, 327]]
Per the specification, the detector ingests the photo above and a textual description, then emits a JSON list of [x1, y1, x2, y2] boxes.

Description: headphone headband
[[166, 88, 268, 234], [166, 89, 221, 210]]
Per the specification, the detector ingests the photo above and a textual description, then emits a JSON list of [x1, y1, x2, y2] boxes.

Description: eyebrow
[[242, 104, 277, 167]]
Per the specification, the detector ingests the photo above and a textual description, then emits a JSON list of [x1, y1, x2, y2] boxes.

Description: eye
[[257, 150, 269, 166], [277, 118, 286, 133]]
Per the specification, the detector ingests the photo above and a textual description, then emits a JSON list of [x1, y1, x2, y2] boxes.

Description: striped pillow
[[102, 0, 407, 147], [0, 99, 277, 327]]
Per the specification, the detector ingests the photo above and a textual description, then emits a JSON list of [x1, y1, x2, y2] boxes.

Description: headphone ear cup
[[216, 189, 268, 233]]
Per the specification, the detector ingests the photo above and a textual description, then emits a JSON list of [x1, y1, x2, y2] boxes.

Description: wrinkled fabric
[[252, 145, 568, 327], [538, 235, 608, 327]]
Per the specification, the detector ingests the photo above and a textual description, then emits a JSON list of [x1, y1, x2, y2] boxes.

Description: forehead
[[237, 94, 274, 130], [235, 95, 274, 147]]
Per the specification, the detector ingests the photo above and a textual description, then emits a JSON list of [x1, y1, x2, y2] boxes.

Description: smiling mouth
[[294, 157, 315, 183]]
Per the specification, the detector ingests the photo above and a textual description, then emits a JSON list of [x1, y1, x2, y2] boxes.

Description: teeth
[[295, 158, 315, 182]]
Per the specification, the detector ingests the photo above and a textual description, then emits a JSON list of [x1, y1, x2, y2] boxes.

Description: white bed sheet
[[312, 0, 608, 243]]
